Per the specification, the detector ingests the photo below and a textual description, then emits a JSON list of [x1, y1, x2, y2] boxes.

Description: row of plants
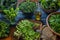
[[18, 0, 58, 12], [1, 0, 60, 13], [0, 0, 41, 39], [0, 0, 60, 15], [0, 0, 60, 39], [14, 0, 60, 13]]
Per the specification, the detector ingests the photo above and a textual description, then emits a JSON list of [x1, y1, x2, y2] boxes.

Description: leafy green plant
[[0, 21, 10, 38], [14, 20, 40, 40], [49, 14, 60, 34], [19, 0, 37, 13], [3, 8, 19, 24], [40, 0, 59, 10]]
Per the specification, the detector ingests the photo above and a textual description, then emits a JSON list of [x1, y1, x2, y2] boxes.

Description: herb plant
[[14, 20, 40, 40], [0, 21, 10, 38], [40, 0, 59, 10], [3, 8, 19, 24], [49, 14, 60, 34], [19, 0, 37, 13]]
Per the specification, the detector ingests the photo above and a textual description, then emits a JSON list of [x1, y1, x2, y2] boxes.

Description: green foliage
[[14, 20, 40, 40], [19, 1, 37, 13], [3, 8, 19, 24], [40, 0, 59, 10], [0, 0, 17, 10], [57, 0, 60, 7], [49, 14, 60, 34], [0, 5, 6, 10], [0, 21, 10, 38]]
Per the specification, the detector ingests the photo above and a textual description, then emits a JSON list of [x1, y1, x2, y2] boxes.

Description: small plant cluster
[[0, 21, 10, 38], [3, 8, 19, 24], [14, 20, 40, 40], [40, 0, 60, 10], [49, 14, 60, 34], [19, 0, 37, 13]]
